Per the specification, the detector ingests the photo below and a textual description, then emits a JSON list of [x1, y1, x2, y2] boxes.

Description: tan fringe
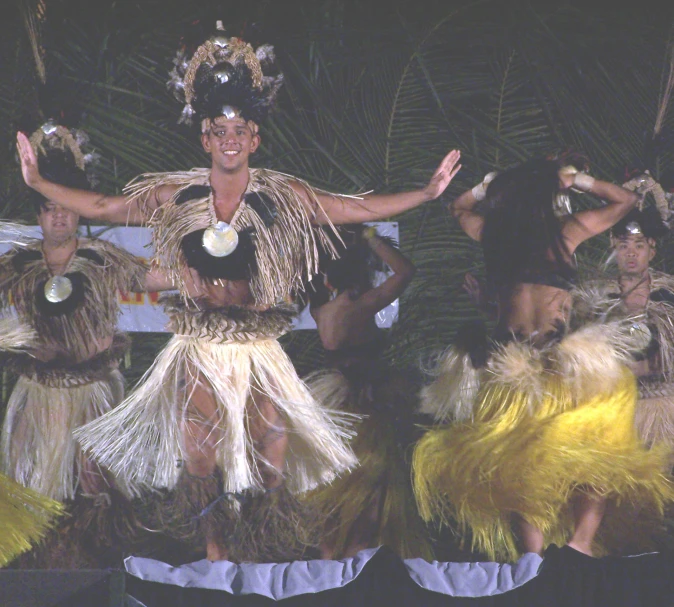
[[1, 368, 126, 501], [124, 168, 344, 305], [0, 236, 147, 362], [0, 317, 37, 352], [75, 318, 357, 498], [574, 270, 674, 382], [418, 347, 483, 423], [635, 389, 674, 457], [420, 319, 635, 428]]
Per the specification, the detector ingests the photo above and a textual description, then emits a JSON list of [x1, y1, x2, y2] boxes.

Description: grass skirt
[[0, 472, 63, 566], [306, 366, 433, 559], [636, 380, 674, 457], [1, 355, 125, 502], [413, 323, 674, 561], [74, 306, 357, 497]]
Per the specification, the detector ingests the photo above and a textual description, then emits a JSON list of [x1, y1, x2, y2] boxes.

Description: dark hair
[[612, 207, 667, 240], [481, 158, 571, 288], [193, 61, 280, 125], [31, 149, 90, 214], [325, 243, 372, 294]]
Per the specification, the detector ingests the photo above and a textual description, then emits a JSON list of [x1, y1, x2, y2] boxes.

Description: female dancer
[[414, 160, 674, 560]]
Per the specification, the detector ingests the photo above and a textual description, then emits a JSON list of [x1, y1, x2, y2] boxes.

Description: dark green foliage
[[1, 0, 673, 376]]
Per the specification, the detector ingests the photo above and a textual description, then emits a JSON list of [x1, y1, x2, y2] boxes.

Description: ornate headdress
[[621, 170, 674, 227], [611, 206, 669, 242], [167, 21, 283, 133], [28, 119, 98, 190]]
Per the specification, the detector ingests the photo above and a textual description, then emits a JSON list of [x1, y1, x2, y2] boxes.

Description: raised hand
[[423, 150, 461, 201], [16, 131, 42, 189]]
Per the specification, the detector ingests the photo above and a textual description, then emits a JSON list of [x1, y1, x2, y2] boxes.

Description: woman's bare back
[[497, 283, 572, 344]]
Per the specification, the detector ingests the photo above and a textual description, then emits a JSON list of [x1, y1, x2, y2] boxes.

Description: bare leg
[[566, 491, 606, 556], [513, 513, 544, 556], [247, 389, 288, 490], [181, 367, 228, 561], [319, 531, 336, 560]]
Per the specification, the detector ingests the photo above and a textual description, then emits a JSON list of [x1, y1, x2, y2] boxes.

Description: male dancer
[[591, 206, 674, 453], [17, 27, 460, 561], [2, 122, 172, 567]]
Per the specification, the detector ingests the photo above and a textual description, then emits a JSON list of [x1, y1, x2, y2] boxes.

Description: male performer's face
[[37, 201, 79, 244], [201, 117, 260, 173], [614, 233, 655, 278]]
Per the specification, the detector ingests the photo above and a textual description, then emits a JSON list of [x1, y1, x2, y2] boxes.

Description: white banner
[[0, 222, 399, 332]]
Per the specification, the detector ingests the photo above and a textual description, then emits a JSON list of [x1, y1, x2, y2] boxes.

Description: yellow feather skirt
[[307, 368, 433, 560], [0, 472, 63, 566], [413, 327, 674, 562]]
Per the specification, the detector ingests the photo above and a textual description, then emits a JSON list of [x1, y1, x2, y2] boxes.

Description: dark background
[[2, 0, 673, 377]]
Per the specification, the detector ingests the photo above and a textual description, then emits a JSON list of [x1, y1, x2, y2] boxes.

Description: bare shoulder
[[286, 178, 313, 201], [152, 184, 181, 207]]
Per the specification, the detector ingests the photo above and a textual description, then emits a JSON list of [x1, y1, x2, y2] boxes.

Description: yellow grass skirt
[[0, 472, 63, 566], [413, 325, 674, 561], [306, 368, 433, 559]]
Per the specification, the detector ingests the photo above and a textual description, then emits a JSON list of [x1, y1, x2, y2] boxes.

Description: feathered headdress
[[28, 120, 99, 190], [167, 21, 283, 132], [611, 206, 669, 242]]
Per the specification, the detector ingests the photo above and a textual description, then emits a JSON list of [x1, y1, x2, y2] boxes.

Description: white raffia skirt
[[1, 356, 124, 502], [74, 303, 357, 497]]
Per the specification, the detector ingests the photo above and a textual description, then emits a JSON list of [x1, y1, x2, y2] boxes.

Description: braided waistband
[[638, 377, 674, 400], [6, 334, 129, 387], [163, 296, 296, 344]]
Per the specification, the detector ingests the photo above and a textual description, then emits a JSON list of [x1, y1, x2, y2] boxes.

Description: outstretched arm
[[143, 267, 178, 292], [353, 228, 416, 315], [298, 150, 461, 225], [17, 131, 169, 225]]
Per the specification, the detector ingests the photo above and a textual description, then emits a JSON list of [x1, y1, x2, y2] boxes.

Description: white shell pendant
[[44, 275, 73, 303], [629, 321, 652, 351], [202, 221, 239, 257]]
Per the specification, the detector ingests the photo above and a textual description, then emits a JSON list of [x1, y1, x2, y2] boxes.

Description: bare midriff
[[180, 267, 272, 310]]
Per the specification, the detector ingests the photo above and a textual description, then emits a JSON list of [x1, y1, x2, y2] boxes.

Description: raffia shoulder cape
[[125, 167, 341, 304], [0, 234, 147, 361]]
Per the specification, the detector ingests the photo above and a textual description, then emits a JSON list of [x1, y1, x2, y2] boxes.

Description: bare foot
[[206, 540, 229, 561], [319, 542, 335, 560], [513, 514, 544, 556]]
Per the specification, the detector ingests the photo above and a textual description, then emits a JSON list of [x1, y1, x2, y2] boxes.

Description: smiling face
[[201, 116, 260, 174], [37, 201, 79, 245], [614, 233, 655, 278]]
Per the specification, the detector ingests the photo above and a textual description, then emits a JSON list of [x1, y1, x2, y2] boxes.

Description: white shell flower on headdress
[[28, 121, 99, 186], [166, 21, 283, 126]]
